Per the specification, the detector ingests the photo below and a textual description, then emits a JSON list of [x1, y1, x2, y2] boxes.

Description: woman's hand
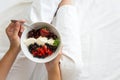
[[6, 20, 25, 51], [45, 48, 62, 80], [45, 49, 62, 72], [0, 20, 25, 80]]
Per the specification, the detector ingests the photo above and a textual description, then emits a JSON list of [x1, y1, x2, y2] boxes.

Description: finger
[[7, 22, 14, 30], [18, 26, 25, 37], [20, 25, 25, 33], [13, 22, 21, 35], [55, 47, 63, 61], [18, 19, 26, 24], [11, 19, 26, 24], [6, 22, 14, 33], [56, 52, 62, 61], [11, 19, 25, 32], [59, 46, 63, 55]]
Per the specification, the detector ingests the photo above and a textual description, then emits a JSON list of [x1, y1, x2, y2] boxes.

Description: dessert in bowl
[[21, 22, 61, 63]]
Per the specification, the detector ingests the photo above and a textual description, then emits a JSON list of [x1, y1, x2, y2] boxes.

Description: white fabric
[[0, 0, 83, 80], [55, 5, 83, 80], [0, 0, 120, 80], [76, 0, 120, 80]]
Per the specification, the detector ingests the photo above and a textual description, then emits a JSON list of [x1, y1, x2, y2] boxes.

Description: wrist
[[47, 64, 61, 80], [47, 64, 60, 73], [9, 45, 21, 53]]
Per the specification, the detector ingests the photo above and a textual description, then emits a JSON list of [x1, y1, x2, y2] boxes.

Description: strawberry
[[32, 50, 38, 57], [42, 45, 47, 52], [37, 48, 44, 56], [40, 48, 45, 55], [40, 28, 49, 37], [46, 48, 52, 55], [38, 52, 42, 56]]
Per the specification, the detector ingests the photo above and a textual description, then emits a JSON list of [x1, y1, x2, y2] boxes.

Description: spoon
[[23, 23, 34, 29], [11, 20, 34, 29]]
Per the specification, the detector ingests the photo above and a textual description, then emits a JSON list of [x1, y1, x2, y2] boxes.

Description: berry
[[28, 29, 35, 38], [32, 50, 38, 57], [27, 27, 58, 59], [40, 28, 49, 37]]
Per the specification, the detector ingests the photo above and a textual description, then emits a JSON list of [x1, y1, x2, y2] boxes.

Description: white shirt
[[76, 0, 120, 80]]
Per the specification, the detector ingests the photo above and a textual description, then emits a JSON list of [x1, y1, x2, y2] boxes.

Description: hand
[[45, 49, 62, 80], [6, 20, 25, 51], [45, 49, 62, 72]]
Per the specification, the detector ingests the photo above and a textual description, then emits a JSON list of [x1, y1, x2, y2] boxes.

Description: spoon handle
[[11, 20, 33, 29], [23, 23, 33, 29]]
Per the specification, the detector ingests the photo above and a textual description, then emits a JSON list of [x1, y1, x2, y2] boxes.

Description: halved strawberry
[[43, 45, 47, 52], [40, 28, 49, 37], [37, 48, 44, 55]]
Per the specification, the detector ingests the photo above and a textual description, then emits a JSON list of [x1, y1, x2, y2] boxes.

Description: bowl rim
[[21, 22, 62, 63]]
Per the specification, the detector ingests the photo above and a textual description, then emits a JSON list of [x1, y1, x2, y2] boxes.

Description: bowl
[[21, 22, 61, 63]]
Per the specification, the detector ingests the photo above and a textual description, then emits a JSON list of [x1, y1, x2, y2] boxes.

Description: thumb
[[55, 47, 63, 62]]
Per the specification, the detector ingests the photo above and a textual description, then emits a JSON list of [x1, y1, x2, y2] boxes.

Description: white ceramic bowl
[[21, 22, 61, 63]]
